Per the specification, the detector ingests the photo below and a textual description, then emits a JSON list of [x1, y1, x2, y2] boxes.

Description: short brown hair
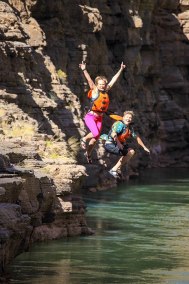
[[123, 110, 135, 117], [95, 76, 108, 85]]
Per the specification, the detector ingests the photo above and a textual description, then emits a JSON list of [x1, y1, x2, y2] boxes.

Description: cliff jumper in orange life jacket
[[87, 89, 109, 113]]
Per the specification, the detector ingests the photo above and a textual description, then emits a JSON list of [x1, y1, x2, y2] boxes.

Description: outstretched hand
[[143, 146, 150, 153], [79, 61, 86, 71], [120, 62, 126, 70]]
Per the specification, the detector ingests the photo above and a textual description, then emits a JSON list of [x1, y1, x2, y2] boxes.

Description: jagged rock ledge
[[0, 150, 93, 278], [0, 0, 189, 281]]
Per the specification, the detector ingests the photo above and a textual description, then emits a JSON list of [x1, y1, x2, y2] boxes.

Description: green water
[[9, 168, 189, 284]]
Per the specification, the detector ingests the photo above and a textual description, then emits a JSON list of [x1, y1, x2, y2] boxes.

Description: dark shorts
[[105, 142, 129, 156]]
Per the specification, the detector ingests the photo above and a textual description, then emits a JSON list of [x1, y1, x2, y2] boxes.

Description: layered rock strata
[[0, 0, 189, 278]]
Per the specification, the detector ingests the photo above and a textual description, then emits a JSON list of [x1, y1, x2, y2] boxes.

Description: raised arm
[[106, 62, 126, 90], [79, 61, 96, 90], [136, 136, 150, 153]]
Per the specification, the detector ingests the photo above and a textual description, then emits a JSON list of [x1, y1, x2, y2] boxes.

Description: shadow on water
[[9, 168, 189, 284]]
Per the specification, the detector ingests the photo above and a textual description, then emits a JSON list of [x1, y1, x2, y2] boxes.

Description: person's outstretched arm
[[79, 61, 96, 90], [136, 136, 150, 153], [106, 62, 126, 90]]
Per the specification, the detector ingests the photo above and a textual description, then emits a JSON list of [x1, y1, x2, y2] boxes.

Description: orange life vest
[[88, 90, 109, 113], [117, 128, 131, 143]]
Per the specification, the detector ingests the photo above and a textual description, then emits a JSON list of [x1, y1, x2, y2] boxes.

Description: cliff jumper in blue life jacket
[[100, 111, 150, 179]]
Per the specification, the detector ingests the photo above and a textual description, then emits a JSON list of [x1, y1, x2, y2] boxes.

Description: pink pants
[[84, 112, 103, 139]]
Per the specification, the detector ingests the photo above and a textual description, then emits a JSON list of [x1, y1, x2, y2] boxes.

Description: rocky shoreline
[[0, 152, 94, 276]]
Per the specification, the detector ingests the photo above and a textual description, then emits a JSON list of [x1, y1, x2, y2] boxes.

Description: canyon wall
[[0, 0, 189, 277]]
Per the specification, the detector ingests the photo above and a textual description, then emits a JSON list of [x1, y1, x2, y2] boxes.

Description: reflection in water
[[9, 168, 189, 284]]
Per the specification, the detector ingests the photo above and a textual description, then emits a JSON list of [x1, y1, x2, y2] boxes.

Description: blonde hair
[[95, 76, 108, 85], [123, 110, 135, 117]]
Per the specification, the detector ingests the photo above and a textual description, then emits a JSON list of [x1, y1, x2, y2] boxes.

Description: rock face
[[0, 154, 91, 276], [0, 0, 189, 277]]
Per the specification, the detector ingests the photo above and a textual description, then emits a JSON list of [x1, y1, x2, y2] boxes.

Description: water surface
[[10, 168, 189, 284]]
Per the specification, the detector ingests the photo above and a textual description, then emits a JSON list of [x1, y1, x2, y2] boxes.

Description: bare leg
[[87, 138, 97, 156], [111, 149, 135, 172], [83, 132, 94, 142], [82, 134, 97, 155], [82, 135, 98, 164], [81, 132, 95, 150]]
